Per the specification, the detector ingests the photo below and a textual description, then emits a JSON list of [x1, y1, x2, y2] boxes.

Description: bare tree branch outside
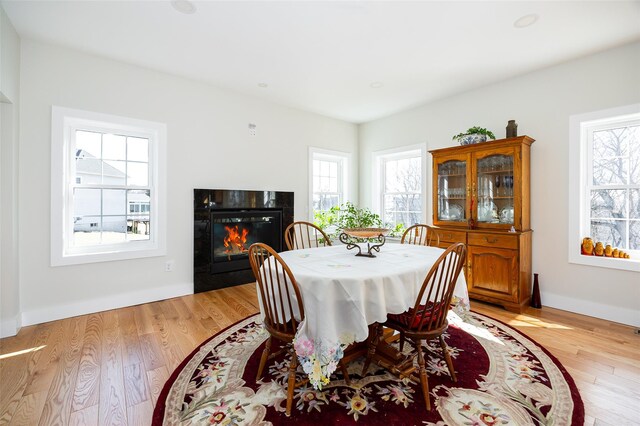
[[589, 125, 640, 250], [383, 156, 422, 228]]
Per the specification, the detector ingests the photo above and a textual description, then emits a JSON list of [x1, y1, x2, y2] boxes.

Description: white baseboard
[[541, 291, 640, 327], [21, 282, 193, 327], [1, 316, 22, 338]]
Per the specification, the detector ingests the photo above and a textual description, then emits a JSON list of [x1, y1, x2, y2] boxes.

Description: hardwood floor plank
[[138, 333, 166, 372], [68, 404, 99, 426], [160, 344, 185, 373], [126, 400, 153, 426], [123, 363, 150, 407], [8, 391, 48, 426], [233, 283, 260, 309], [71, 314, 102, 413], [205, 291, 245, 324], [38, 316, 86, 425], [147, 366, 169, 406], [193, 293, 229, 330], [157, 299, 180, 321], [0, 323, 46, 424], [160, 302, 201, 353], [221, 286, 260, 316], [613, 363, 640, 385], [200, 317, 221, 336], [132, 304, 155, 336], [98, 310, 127, 426], [118, 307, 144, 368], [171, 298, 213, 343], [179, 294, 213, 321], [22, 320, 68, 396]]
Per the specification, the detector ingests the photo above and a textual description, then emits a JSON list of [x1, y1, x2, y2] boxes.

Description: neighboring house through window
[[309, 148, 349, 221], [569, 103, 640, 272], [373, 145, 426, 230], [51, 106, 166, 266]]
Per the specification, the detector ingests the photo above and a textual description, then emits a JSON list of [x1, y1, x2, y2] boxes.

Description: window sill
[[568, 252, 640, 272], [52, 244, 165, 266]]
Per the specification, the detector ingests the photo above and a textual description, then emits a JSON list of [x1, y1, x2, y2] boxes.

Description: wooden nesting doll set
[[581, 237, 631, 259]]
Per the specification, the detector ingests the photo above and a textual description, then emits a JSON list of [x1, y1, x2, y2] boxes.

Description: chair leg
[[361, 323, 381, 376], [256, 336, 272, 381], [339, 360, 351, 385], [399, 332, 405, 352], [415, 339, 431, 411], [285, 349, 298, 417], [439, 335, 457, 382]]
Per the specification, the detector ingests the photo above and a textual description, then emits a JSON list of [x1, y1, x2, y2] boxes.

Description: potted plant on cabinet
[[453, 126, 496, 145]]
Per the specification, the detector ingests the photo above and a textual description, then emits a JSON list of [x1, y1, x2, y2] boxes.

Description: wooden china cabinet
[[429, 136, 534, 313]]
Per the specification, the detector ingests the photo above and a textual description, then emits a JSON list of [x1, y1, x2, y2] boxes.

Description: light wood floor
[[1, 284, 638, 425]]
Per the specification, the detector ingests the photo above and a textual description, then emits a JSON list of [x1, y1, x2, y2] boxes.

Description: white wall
[[359, 41, 640, 327], [18, 39, 358, 328], [0, 5, 20, 338]]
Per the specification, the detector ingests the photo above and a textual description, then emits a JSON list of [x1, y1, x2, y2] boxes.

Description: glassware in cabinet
[[436, 159, 467, 223], [475, 154, 514, 225]]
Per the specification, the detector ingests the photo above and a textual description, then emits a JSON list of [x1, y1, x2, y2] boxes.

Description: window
[[51, 106, 166, 266], [373, 145, 426, 229], [569, 103, 640, 272], [309, 148, 349, 220]]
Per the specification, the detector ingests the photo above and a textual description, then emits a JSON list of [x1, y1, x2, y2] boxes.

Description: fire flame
[[223, 225, 249, 254]]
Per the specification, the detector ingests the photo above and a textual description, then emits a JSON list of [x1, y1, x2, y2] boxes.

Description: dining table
[[275, 242, 469, 390]]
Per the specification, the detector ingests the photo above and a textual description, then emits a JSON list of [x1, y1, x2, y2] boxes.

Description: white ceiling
[[3, 1, 640, 123]]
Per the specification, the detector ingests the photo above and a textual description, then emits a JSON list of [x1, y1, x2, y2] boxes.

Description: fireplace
[[194, 189, 293, 293], [210, 210, 282, 274]]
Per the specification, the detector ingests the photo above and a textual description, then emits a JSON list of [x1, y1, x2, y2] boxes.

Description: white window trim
[[308, 147, 350, 221], [568, 103, 640, 272], [372, 143, 427, 227], [51, 106, 167, 266]]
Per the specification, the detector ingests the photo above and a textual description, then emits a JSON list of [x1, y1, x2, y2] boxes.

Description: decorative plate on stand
[[342, 228, 390, 238], [340, 228, 389, 258]]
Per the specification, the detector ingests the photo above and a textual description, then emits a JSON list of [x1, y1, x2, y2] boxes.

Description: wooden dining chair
[[362, 242, 466, 411], [248, 242, 349, 416], [400, 224, 440, 247], [284, 221, 332, 250]]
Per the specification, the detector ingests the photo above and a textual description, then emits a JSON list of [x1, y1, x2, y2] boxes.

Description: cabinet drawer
[[468, 233, 518, 250], [433, 229, 466, 243]]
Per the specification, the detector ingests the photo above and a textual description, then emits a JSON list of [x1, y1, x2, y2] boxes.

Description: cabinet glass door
[[476, 154, 514, 225], [437, 160, 467, 223]]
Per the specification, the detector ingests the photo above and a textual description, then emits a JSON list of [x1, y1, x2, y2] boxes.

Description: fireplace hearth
[[194, 189, 293, 293]]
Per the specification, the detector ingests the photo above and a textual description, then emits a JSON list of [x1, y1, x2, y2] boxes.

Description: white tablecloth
[[275, 243, 469, 389]]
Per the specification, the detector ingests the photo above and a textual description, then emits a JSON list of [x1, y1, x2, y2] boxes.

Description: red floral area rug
[[153, 311, 583, 425]]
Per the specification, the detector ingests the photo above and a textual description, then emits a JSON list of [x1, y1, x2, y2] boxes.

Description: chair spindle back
[[410, 243, 466, 332], [401, 224, 440, 247], [248, 243, 305, 337], [284, 221, 332, 250]]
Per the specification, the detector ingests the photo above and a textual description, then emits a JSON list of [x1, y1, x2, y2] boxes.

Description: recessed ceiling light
[[171, 0, 196, 15], [258, 83, 268, 88], [370, 82, 383, 89], [514, 14, 539, 29]]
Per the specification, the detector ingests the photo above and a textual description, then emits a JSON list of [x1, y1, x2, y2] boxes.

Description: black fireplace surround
[[194, 189, 293, 293]]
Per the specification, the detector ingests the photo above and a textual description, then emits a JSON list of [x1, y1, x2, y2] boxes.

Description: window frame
[[568, 103, 640, 272], [372, 144, 427, 229], [51, 106, 167, 266], [308, 147, 350, 221]]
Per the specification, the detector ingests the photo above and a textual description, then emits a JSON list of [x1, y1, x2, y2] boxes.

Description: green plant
[[314, 202, 407, 240], [314, 202, 382, 241], [452, 126, 496, 141]]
